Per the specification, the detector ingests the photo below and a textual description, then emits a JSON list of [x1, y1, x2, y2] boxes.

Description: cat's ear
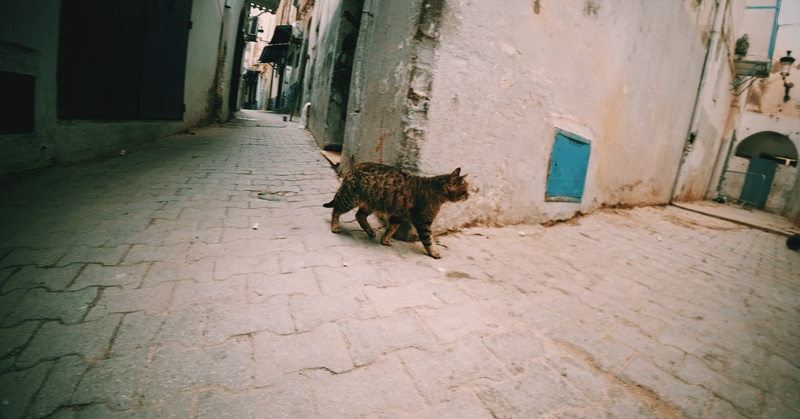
[[452, 168, 461, 176]]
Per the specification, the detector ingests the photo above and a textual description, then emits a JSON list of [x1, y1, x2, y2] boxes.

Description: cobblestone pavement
[[1, 110, 799, 419]]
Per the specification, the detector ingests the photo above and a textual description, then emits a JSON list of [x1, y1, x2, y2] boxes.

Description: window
[[546, 129, 591, 202], [0, 72, 34, 134]]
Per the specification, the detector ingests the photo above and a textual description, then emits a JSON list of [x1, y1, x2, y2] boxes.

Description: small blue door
[[546, 130, 591, 202], [740, 157, 776, 208]]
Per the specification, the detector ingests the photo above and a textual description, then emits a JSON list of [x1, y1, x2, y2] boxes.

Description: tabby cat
[[323, 162, 470, 258]]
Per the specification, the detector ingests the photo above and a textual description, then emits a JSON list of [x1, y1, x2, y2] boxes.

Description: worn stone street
[[0, 110, 798, 419]]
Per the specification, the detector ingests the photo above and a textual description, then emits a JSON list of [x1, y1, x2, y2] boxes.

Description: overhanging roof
[[259, 44, 287, 63], [250, 0, 279, 11]]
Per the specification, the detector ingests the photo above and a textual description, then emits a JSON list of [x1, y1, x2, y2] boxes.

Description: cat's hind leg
[[355, 208, 376, 238], [380, 216, 402, 246]]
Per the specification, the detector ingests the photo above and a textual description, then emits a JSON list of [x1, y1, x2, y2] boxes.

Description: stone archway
[[734, 131, 798, 163], [719, 131, 798, 212]]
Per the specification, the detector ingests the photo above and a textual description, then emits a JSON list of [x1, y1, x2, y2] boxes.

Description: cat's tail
[[323, 200, 334, 208]]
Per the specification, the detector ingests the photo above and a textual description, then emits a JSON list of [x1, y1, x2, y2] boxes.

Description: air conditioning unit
[[244, 16, 259, 41]]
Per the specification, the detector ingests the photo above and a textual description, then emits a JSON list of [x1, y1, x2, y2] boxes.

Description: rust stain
[[376, 132, 386, 164]]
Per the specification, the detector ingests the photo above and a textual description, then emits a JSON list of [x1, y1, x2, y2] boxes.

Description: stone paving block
[[2, 287, 97, 327], [398, 335, 506, 404], [0, 361, 52, 419], [0, 248, 67, 269], [290, 287, 374, 332], [306, 355, 425, 419], [143, 339, 252, 404], [425, 280, 472, 304], [17, 315, 122, 368], [374, 261, 443, 286], [607, 322, 684, 371], [28, 356, 87, 419], [313, 264, 386, 294], [596, 298, 668, 336], [692, 343, 729, 372], [546, 356, 607, 401], [78, 393, 195, 419], [246, 270, 320, 303], [341, 310, 437, 366], [121, 243, 190, 265], [196, 374, 313, 419], [71, 347, 149, 410], [763, 392, 800, 419], [415, 300, 509, 343], [675, 355, 762, 417], [44, 407, 78, 419], [362, 282, 444, 316], [618, 356, 710, 419], [545, 296, 617, 330], [70, 263, 150, 290], [769, 354, 800, 382], [654, 324, 705, 355], [85, 282, 174, 321], [1, 264, 83, 293], [142, 259, 214, 286], [412, 389, 495, 419], [213, 255, 281, 279], [253, 322, 353, 386], [481, 330, 545, 374], [169, 277, 247, 311], [0, 289, 25, 326], [206, 295, 294, 345], [769, 373, 800, 414], [475, 361, 588, 418], [706, 398, 749, 419], [56, 245, 129, 267], [111, 306, 206, 355], [547, 319, 633, 372], [278, 249, 342, 273], [0, 321, 38, 359]]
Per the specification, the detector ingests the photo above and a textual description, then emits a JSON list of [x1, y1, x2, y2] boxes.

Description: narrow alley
[[0, 111, 798, 419]]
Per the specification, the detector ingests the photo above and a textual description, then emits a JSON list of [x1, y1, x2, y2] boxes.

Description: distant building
[[0, 0, 279, 176]]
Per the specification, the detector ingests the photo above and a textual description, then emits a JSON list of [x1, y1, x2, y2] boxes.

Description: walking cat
[[323, 162, 469, 258]]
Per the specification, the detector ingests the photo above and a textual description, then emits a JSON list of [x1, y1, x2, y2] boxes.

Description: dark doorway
[[326, 0, 364, 145], [57, 0, 193, 120]]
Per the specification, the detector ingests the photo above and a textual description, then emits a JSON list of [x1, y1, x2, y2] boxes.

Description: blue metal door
[[546, 130, 591, 202], [740, 158, 777, 208]]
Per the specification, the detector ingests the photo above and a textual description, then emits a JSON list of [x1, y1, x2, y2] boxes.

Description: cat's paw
[[380, 236, 392, 246], [428, 249, 442, 259], [331, 225, 341, 233]]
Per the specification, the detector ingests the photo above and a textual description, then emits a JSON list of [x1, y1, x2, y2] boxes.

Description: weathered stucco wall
[[672, 0, 742, 202], [418, 0, 711, 228], [340, 0, 426, 169], [717, 156, 748, 202], [307, 0, 367, 149], [0, 0, 61, 174], [0, 0, 246, 176], [764, 163, 797, 214]]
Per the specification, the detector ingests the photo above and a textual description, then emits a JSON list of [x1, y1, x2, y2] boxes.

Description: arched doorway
[[723, 131, 798, 210]]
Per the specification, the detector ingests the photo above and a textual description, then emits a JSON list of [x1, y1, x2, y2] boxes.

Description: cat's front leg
[[331, 211, 342, 233], [413, 221, 441, 258]]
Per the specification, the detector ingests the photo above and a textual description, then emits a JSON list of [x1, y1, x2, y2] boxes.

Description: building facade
[[292, 0, 800, 229], [0, 0, 279, 176]]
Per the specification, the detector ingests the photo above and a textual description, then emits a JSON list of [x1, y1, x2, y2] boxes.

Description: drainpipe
[[670, 0, 726, 201]]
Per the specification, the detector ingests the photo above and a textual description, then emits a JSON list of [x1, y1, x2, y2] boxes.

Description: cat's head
[[445, 168, 470, 202]]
